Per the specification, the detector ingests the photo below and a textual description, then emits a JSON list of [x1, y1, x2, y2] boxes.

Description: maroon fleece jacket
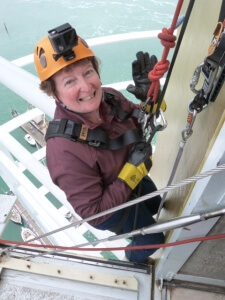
[[46, 87, 140, 225]]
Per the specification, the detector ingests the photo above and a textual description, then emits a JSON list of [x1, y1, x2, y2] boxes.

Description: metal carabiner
[[146, 109, 167, 143], [138, 97, 153, 134], [190, 62, 204, 94], [152, 109, 167, 131], [190, 60, 219, 100], [141, 113, 150, 133]]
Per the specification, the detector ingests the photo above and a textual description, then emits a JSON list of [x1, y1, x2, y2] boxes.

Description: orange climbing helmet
[[34, 23, 95, 82]]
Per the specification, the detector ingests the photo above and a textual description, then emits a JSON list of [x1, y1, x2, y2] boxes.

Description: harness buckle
[[189, 91, 209, 113], [70, 137, 78, 142], [202, 61, 219, 97], [88, 141, 101, 147]]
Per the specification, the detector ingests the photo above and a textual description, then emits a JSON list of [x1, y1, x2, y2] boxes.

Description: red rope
[[1, 233, 225, 252], [147, 0, 184, 102]]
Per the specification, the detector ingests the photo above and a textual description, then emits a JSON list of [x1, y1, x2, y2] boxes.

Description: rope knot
[[146, 0, 183, 104], [158, 27, 177, 49], [148, 60, 170, 82], [147, 60, 170, 102]]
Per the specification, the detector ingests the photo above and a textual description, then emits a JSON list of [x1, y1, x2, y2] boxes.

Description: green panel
[[83, 230, 98, 247], [100, 251, 119, 261], [45, 192, 62, 209]]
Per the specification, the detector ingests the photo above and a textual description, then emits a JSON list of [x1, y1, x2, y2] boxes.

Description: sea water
[[0, 0, 177, 123], [0, 0, 177, 241]]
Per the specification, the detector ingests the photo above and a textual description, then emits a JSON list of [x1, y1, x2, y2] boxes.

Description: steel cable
[[1, 163, 225, 257]]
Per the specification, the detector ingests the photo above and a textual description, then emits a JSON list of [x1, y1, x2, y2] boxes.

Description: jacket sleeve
[[46, 138, 133, 226]]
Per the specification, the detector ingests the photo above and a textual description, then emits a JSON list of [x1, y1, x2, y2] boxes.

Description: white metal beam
[[0, 147, 88, 247], [0, 252, 153, 300], [0, 126, 72, 211], [1, 108, 44, 133], [0, 194, 16, 235], [0, 56, 55, 119], [11, 31, 161, 67], [0, 257, 138, 291]]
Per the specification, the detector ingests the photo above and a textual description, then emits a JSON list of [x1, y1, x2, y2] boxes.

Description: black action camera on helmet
[[48, 23, 78, 61]]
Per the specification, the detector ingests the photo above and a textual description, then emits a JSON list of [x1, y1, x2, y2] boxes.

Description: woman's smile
[[79, 92, 95, 102]]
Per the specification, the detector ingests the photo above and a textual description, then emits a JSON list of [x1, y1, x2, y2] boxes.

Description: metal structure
[[0, 29, 225, 299]]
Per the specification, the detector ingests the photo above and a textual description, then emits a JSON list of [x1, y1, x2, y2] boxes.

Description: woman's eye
[[65, 79, 74, 86], [85, 69, 94, 76]]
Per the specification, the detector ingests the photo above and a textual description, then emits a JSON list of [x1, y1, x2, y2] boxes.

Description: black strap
[[104, 92, 133, 120], [45, 119, 142, 150], [108, 187, 141, 234], [108, 206, 131, 234], [104, 91, 141, 121], [219, 0, 225, 22]]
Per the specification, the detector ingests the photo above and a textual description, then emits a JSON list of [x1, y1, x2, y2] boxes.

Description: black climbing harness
[[45, 91, 143, 150]]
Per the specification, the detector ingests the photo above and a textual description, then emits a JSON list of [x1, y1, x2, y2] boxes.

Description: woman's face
[[53, 59, 102, 116]]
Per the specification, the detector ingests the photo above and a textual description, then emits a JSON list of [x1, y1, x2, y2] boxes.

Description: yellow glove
[[118, 141, 152, 190], [141, 99, 167, 114]]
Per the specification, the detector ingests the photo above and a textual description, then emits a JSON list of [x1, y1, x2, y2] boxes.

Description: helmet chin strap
[[53, 94, 68, 109], [94, 109, 101, 121], [52, 95, 59, 102]]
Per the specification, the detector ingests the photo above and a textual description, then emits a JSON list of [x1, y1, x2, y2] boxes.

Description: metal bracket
[[156, 277, 164, 291]]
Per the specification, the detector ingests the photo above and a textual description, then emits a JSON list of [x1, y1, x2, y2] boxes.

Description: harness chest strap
[[45, 119, 142, 150], [45, 92, 143, 150]]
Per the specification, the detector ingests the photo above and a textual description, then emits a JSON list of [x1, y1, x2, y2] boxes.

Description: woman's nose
[[78, 77, 91, 91]]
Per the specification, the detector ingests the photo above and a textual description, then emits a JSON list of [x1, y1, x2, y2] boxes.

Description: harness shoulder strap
[[104, 91, 132, 120], [104, 90, 140, 121]]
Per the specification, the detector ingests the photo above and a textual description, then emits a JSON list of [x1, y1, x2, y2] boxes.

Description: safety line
[[157, 0, 195, 115], [1, 163, 225, 256], [1, 233, 225, 253], [147, 0, 184, 102]]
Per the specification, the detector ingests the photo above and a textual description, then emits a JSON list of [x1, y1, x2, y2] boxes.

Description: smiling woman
[[33, 22, 165, 263]]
